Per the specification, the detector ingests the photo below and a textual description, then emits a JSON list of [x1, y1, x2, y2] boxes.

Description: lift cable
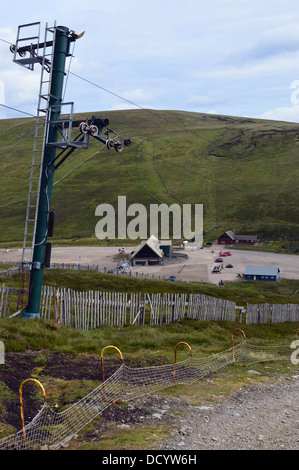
[[69, 71, 217, 148], [0, 118, 36, 137], [0, 128, 35, 154], [0, 143, 107, 209], [0, 37, 250, 214], [0, 38, 12, 46], [0, 103, 36, 118], [53, 144, 106, 186]]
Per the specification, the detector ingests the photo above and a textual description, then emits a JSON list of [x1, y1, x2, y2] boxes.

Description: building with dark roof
[[130, 235, 165, 266], [217, 230, 259, 245]]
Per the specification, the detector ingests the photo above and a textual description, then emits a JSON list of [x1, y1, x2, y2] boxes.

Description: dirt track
[[1, 245, 298, 285], [153, 377, 299, 450], [1, 353, 298, 450]]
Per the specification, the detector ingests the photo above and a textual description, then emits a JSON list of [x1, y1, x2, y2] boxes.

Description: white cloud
[[110, 88, 157, 111], [188, 93, 229, 107], [258, 105, 299, 123], [227, 23, 299, 65], [122, 88, 155, 105], [1, 1, 299, 120]]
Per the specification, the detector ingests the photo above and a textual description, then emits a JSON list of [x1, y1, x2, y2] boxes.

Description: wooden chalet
[[130, 235, 165, 266], [217, 230, 259, 245]]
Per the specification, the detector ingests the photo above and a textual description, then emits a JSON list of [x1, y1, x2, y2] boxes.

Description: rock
[[118, 424, 130, 429]]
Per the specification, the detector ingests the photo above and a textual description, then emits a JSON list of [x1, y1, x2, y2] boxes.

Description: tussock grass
[[1, 315, 298, 361]]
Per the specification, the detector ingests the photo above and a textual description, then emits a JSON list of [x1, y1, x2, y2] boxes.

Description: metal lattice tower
[[19, 23, 57, 269], [12, 23, 58, 311]]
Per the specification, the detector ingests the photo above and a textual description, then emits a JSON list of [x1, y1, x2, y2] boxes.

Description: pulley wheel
[[90, 125, 99, 136], [106, 139, 115, 150], [79, 122, 89, 134]]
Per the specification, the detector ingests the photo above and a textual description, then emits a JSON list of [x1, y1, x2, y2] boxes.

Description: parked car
[[212, 267, 221, 273], [215, 258, 223, 262], [225, 263, 233, 268]]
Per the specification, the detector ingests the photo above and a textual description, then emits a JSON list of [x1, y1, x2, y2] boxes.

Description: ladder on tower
[[16, 22, 57, 310]]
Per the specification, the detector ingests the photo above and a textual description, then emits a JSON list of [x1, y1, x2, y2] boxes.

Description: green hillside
[[0, 109, 298, 247]]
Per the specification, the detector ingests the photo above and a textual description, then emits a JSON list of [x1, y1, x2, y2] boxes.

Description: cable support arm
[[47, 116, 131, 170]]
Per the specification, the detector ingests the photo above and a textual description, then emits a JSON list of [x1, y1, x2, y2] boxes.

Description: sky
[[1, 0, 299, 122]]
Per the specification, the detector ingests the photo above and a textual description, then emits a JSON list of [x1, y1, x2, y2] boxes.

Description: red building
[[217, 230, 259, 245]]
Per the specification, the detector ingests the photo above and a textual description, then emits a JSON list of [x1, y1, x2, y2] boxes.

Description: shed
[[243, 266, 280, 281], [217, 230, 235, 244]]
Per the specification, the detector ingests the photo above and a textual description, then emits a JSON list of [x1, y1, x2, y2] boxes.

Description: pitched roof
[[244, 266, 280, 276], [219, 231, 258, 241], [223, 230, 235, 240], [235, 234, 258, 241], [132, 235, 164, 259]]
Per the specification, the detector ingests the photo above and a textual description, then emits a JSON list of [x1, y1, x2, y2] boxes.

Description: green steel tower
[[12, 23, 84, 318], [26, 26, 72, 317], [11, 22, 129, 318]]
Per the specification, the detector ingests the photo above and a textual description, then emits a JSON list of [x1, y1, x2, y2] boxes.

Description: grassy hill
[[0, 109, 298, 248]]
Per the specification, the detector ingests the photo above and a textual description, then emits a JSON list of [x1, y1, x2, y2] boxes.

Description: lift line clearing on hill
[[10, 21, 130, 318]]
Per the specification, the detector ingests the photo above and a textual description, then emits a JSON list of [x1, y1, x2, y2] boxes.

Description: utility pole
[[11, 22, 130, 318]]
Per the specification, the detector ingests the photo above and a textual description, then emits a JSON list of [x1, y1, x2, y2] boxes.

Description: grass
[[1, 315, 298, 448], [0, 110, 298, 250], [1, 315, 298, 361], [1, 269, 299, 317], [67, 421, 172, 451], [0, 238, 298, 448], [1, 259, 299, 450], [1, 267, 299, 313]]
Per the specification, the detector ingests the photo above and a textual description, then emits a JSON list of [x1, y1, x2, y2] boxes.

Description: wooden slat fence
[[187, 293, 236, 322], [0, 282, 18, 318], [0, 282, 238, 328], [0, 282, 298, 327], [246, 302, 299, 324]]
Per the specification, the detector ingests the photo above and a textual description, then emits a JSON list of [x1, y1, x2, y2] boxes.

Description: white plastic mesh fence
[[0, 340, 291, 450]]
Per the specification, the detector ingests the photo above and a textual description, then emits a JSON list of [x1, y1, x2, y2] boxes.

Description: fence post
[[101, 345, 124, 402], [231, 328, 246, 366], [0, 282, 5, 318], [19, 378, 47, 448], [173, 342, 192, 384]]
